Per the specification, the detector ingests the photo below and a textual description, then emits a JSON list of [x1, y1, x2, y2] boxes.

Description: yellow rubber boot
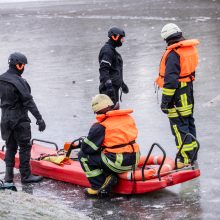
[[85, 188, 99, 196], [177, 161, 190, 169]]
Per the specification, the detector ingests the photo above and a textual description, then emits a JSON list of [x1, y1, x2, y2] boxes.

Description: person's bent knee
[[78, 150, 86, 160]]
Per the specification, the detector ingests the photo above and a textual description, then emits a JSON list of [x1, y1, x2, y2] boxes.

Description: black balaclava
[[108, 36, 123, 48], [9, 64, 25, 76], [166, 32, 185, 46]]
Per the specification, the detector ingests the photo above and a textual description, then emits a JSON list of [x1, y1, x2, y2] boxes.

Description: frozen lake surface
[[0, 0, 220, 219]]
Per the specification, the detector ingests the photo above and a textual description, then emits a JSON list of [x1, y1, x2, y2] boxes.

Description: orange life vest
[[155, 39, 199, 88], [96, 109, 139, 154]]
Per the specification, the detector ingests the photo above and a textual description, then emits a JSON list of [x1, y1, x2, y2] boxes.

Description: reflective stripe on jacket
[[156, 39, 199, 88], [96, 109, 139, 154]]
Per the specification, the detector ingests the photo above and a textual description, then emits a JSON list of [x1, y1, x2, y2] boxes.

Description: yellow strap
[[42, 155, 68, 165]]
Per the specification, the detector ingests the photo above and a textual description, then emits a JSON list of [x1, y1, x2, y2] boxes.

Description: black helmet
[[108, 27, 125, 39], [8, 52, 28, 65]]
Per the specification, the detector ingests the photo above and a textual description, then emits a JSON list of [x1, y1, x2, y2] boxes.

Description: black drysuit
[[98, 40, 125, 104], [0, 67, 42, 177]]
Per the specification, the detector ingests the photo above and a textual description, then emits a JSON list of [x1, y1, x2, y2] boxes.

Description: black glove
[[121, 82, 129, 94], [105, 80, 116, 103], [78, 137, 85, 148], [36, 119, 46, 132], [107, 89, 116, 103], [160, 102, 169, 114]]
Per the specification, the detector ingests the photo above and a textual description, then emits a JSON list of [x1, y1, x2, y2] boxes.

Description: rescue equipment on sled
[[119, 155, 175, 180]]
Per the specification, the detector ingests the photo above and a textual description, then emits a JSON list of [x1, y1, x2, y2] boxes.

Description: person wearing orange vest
[[155, 23, 199, 168], [78, 94, 140, 197]]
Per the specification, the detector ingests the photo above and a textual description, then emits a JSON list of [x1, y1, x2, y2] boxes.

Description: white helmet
[[91, 94, 114, 113], [161, 23, 182, 40]]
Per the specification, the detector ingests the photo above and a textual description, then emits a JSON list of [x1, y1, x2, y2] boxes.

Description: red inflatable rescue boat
[[0, 134, 200, 195]]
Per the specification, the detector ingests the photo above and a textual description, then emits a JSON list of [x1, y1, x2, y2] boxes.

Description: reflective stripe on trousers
[[172, 124, 198, 163], [80, 157, 103, 178], [101, 151, 140, 174]]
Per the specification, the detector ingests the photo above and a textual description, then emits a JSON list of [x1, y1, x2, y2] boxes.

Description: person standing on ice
[[78, 94, 140, 197], [0, 52, 46, 184], [98, 27, 129, 104], [155, 23, 199, 168]]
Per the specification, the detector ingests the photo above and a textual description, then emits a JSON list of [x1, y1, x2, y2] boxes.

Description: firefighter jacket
[[156, 39, 199, 118]]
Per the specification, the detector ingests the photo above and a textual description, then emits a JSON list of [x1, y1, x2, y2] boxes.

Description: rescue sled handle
[[66, 138, 84, 158], [1, 145, 5, 152], [31, 139, 59, 151], [142, 143, 166, 181], [175, 133, 200, 169]]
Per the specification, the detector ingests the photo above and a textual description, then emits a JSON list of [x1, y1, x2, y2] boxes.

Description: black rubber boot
[[98, 174, 118, 198], [21, 174, 43, 184], [19, 145, 43, 184], [0, 180, 17, 191], [4, 167, 14, 183]]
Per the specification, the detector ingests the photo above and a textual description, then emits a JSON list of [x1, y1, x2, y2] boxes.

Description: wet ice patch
[[36, 15, 53, 19], [76, 15, 176, 21], [143, 204, 165, 209], [107, 210, 113, 215], [191, 16, 211, 22], [58, 15, 73, 19], [15, 14, 25, 18], [151, 204, 165, 209], [203, 95, 220, 107], [0, 0, 55, 2]]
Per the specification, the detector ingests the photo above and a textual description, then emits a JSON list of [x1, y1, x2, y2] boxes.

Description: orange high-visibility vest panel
[[156, 39, 199, 88], [96, 109, 139, 154]]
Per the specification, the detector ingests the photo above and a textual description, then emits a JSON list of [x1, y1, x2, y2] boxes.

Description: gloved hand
[[107, 89, 116, 103], [121, 82, 129, 94], [105, 80, 116, 103], [36, 119, 46, 132], [160, 102, 169, 114], [78, 137, 85, 148]]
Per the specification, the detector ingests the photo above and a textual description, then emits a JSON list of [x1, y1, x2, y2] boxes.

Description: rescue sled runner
[[0, 133, 200, 195]]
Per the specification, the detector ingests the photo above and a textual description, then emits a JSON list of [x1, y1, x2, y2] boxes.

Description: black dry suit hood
[[9, 64, 24, 75], [108, 27, 125, 47], [8, 52, 28, 75]]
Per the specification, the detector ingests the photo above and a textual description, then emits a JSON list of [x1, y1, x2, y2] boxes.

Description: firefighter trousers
[[78, 150, 140, 189], [169, 114, 198, 164]]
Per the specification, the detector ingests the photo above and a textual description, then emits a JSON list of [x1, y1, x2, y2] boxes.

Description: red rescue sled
[[0, 134, 200, 195]]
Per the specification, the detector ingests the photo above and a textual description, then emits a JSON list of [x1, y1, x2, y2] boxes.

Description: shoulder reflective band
[[100, 60, 111, 66], [84, 138, 99, 151]]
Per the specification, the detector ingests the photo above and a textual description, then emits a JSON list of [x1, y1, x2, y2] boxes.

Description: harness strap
[[179, 71, 195, 80], [159, 71, 195, 80], [103, 140, 136, 149]]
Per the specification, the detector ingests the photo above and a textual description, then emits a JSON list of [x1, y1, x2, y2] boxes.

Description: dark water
[[0, 0, 220, 219]]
